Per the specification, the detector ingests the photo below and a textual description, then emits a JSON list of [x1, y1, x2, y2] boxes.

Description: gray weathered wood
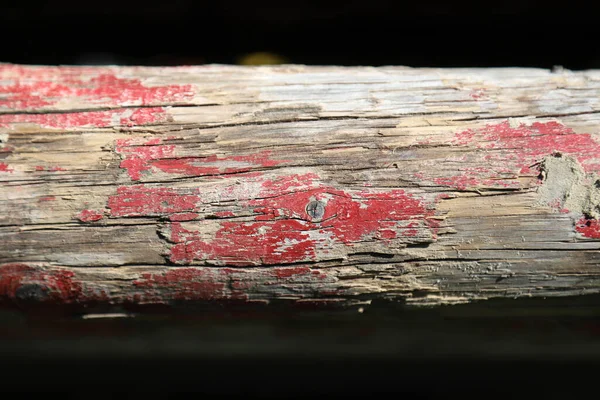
[[1, 63, 600, 310]]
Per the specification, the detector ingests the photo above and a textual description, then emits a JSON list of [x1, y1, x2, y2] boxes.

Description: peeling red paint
[[449, 121, 600, 239], [128, 267, 335, 303], [377, 229, 397, 239], [0, 264, 30, 298], [133, 268, 226, 301], [454, 121, 600, 174], [169, 219, 318, 265], [259, 172, 321, 193], [38, 196, 56, 202], [100, 166, 435, 266], [0, 162, 13, 173], [433, 176, 481, 191], [115, 139, 176, 180], [575, 217, 600, 239], [0, 68, 194, 110], [150, 151, 286, 177], [76, 209, 104, 222], [0, 107, 170, 129], [253, 176, 433, 244], [92, 139, 439, 266], [120, 108, 172, 127], [429, 121, 600, 190], [167, 173, 434, 265], [435, 193, 452, 202], [34, 165, 67, 172], [108, 186, 202, 217], [214, 211, 236, 218], [0, 264, 340, 307], [169, 213, 199, 222], [271, 266, 311, 278], [115, 137, 287, 181], [0, 264, 83, 303], [450, 121, 600, 239]]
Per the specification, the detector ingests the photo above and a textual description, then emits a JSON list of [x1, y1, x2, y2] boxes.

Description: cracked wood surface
[[2, 63, 600, 311]]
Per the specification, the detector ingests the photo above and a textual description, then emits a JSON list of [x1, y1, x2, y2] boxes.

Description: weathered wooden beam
[[2, 63, 600, 311]]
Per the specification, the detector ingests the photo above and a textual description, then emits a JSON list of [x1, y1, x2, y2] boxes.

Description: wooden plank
[[2, 63, 600, 311]]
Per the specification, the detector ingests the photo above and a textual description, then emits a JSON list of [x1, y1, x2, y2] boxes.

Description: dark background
[[1, 0, 599, 68]]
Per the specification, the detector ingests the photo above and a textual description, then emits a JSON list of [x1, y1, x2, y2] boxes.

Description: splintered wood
[[1, 64, 600, 310]]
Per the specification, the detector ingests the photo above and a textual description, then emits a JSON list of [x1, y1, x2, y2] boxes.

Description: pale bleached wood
[[1, 63, 600, 310]]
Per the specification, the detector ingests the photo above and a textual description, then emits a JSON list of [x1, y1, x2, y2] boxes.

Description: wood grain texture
[[2, 63, 600, 311]]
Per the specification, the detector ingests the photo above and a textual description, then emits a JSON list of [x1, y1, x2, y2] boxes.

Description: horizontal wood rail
[[2, 64, 600, 311]]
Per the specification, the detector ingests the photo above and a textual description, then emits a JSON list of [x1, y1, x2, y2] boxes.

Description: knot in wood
[[15, 284, 49, 302], [305, 200, 325, 221]]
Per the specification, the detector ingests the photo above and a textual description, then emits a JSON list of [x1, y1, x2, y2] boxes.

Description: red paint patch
[[435, 193, 453, 201], [271, 266, 311, 279], [76, 209, 104, 222], [169, 213, 199, 222], [0, 67, 194, 110], [454, 121, 600, 174], [0, 162, 13, 173], [0, 264, 83, 303], [128, 267, 335, 303], [214, 211, 236, 218], [169, 219, 318, 266], [402, 229, 418, 237], [115, 138, 176, 180], [115, 138, 287, 181], [252, 177, 433, 245], [433, 176, 481, 191], [259, 172, 321, 193], [167, 174, 434, 265], [0, 263, 340, 307], [430, 121, 600, 190], [0, 107, 170, 129], [150, 151, 285, 176], [108, 186, 202, 217], [35, 166, 67, 172], [120, 108, 172, 127], [575, 217, 600, 239], [98, 169, 435, 266], [96, 140, 438, 266], [132, 268, 227, 301]]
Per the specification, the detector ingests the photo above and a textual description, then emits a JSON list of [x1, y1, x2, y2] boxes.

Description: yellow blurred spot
[[237, 52, 288, 65]]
